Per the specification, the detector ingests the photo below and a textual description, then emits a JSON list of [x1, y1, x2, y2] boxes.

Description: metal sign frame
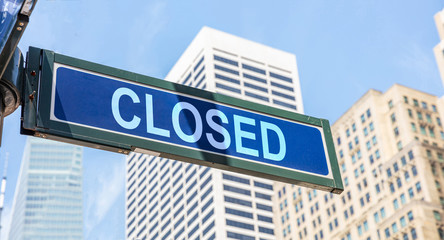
[[22, 47, 343, 193]]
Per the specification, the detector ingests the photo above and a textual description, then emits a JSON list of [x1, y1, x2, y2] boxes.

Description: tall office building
[[8, 137, 83, 240], [125, 26, 304, 240], [434, 9, 444, 85], [274, 84, 444, 239]]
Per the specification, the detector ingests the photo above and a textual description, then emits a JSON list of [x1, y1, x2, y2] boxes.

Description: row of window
[[226, 218, 274, 235], [401, 95, 437, 113], [214, 54, 293, 83]]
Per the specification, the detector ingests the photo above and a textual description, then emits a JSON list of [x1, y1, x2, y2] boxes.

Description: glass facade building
[[8, 137, 83, 240]]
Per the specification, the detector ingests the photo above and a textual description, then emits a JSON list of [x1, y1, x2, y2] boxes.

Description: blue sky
[[1, 1, 444, 239]]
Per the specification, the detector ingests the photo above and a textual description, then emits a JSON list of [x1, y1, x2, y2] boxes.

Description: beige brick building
[[274, 84, 444, 240]]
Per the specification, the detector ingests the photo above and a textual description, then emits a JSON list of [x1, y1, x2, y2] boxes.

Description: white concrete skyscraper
[[125, 26, 304, 240], [8, 137, 83, 240]]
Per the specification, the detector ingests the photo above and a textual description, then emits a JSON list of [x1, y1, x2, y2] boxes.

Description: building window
[[225, 207, 253, 219], [270, 72, 292, 83], [358, 225, 363, 236], [272, 99, 296, 110], [182, 73, 192, 85], [415, 182, 421, 192], [408, 187, 414, 198], [430, 128, 435, 138], [404, 96, 409, 104], [413, 99, 419, 107], [244, 73, 266, 84], [408, 150, 414, 160], [367, 123, 374, 132], [421, 101, 428, 109], [223, 185, 251, 196], [392, 223, 398, 233], [374, 212, 380, 223], [390, 183, 395, 193], [408, 109, 413, 118], [394, 127, 400, 136], [385, 228, 391, 238], [227, 232, 254, 240], [215, 73, 240, 85], [401, 156, 407, 166], [417, 112, 423, 120], [412, 166, 417, 176], [223, 173, 250, 185], [394, 198, 401, 209], [387, 168, 392, 178], [438, 229, 444, 240], [363, 127, 368, 136], [226, 219, 254, 230], [438, 153, 444, 162], [388, 100, 393, 109], [361, 114, 366, 123], [434, 210, 442, 221], [407, 211, 414, 221], [216, 83, 241, 94], [375, 150, 380, 159], [411, 228, 417, 239], [380, 208, 386, 218], [215, 64, 239, 75], [270, 80, 293, 91], [397, 177, 402, 188], [420, 126, 426, 135], [391, 113, 396, 123], [214, 55, 238, 66], [405, 171, 411, 182], [411, 123, 417, 132], [272, 90, 295, 100]]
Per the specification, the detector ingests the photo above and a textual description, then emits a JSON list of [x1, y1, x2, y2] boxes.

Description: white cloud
[[84, 159, 125, 239], [125, 1, 168, 75]]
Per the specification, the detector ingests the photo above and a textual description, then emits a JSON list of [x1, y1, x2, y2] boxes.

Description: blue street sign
[[22, 47, 343, 193], [54, 65, 329, 176]]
